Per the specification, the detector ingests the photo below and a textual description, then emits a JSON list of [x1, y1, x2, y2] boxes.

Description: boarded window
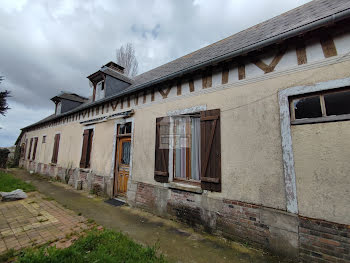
[[80, 129, 94, 168], [23, 139, 28, 159], [27, 138, 33, 160], [32, 137, 38, 161], [51, 134, 60, 164], [20, 143, 26, 159], [290, 88, 350, 124], [154, 109, 221, 192]]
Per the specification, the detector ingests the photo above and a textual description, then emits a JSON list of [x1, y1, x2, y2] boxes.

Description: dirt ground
[[8, 168, 291, 263]]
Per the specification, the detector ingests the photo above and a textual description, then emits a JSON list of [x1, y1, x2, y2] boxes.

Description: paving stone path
[[0, 192, 89, 253], [8, 169, 289, 263]]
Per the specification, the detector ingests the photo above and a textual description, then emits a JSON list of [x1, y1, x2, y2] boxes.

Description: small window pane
[[294, 96, 322, 119], [324, 90, 350, 116], [121, 142, 131, 164], [125, 122, 131, 133], [119, 125, 125, 135]]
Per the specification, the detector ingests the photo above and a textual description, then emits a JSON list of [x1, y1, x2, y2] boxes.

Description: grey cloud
[[0, 0, 311, 146]]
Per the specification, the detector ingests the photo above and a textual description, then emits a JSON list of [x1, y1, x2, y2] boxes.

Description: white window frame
[[278, 77, 350, 214]]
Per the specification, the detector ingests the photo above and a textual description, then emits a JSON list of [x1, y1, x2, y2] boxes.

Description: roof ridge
[[134, 0, 321, 80]]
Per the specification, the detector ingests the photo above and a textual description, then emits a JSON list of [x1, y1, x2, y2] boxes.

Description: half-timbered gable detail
[[16, 1, 350, 261]]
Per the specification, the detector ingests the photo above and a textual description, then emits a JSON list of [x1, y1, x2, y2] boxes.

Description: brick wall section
[[299, 216, 350, 262], [21, 160, 111, 196], [135, 183, 156, 210], [217, 199, 270, 247], [167, 190, 201, 227]]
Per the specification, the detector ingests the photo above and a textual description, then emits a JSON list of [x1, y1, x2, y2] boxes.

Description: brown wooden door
[[114, 137, 131, 197]]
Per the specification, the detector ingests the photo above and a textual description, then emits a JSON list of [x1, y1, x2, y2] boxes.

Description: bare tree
[[0, 76, 10, 116], [116, 43, 138, 77]]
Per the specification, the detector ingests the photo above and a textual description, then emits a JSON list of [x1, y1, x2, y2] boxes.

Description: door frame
[[114, 136, 131, 197], [110, 117, 134, 196]]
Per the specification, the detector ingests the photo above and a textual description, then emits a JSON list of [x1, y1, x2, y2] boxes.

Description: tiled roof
[[101, 67, 134, 84], [129, 0, 350, 89], [22, 0, 350, 130]]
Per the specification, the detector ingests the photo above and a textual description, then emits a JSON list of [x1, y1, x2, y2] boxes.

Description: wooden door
[[114, 137, 131, 196]]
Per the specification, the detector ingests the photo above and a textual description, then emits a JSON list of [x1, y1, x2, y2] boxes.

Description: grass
[[0, 171, 36, 193], [0, 249, 15, 262], [16, 229, 167, 263]]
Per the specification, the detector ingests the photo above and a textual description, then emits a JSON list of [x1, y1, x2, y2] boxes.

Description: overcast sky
[[0, 0, 311, 147]]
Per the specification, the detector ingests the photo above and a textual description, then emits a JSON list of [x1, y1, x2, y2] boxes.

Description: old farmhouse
[[16, 0, 350, 261]]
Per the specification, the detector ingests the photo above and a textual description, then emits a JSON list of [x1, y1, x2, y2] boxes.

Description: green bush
[[17, 229, 166, 263], [0, 171, 36, 192]]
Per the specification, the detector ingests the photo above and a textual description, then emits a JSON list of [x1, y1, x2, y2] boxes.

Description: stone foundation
[[19, 160, 112, 197], [128, 181, 350, 261]]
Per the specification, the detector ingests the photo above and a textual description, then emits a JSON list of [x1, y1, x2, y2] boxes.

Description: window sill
[[168, 182, 203, 194], [291, 114, 350, 125], [80, 168, 91, 173]]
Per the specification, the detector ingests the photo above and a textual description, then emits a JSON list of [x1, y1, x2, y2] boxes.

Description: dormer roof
[[50, 92, 89, 103], [87, 62, 133, 85]]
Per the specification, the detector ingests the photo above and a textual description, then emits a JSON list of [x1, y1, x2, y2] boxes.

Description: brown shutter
[[32, 137, 38, 160], [200, 109, 221, 192], [27, 138, 33, 159], [51, 134, 60, 164], [154, 116, 170, 183], [23, 140, 28, 159], [86, 130, 93, 168], [80, 129, 90, 168]]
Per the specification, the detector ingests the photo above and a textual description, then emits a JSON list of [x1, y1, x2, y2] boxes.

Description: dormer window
[[51, 93, 88, 115], [95, 81, 105, 101], [56, 102, 62, 115], [87, 62, 133, 102]]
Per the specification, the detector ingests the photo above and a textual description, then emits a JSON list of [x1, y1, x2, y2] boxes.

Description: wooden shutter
[[32, 137, 38, 160], [27, 138, 33, 160], [80, 129, 93, 168], [51, 134, 60, 164], [200, 109, 221, 192], [86, 130, 93, 168], [154, 116, 170, 183]]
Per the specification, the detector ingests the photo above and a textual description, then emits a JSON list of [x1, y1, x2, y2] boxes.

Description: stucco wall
[[292, 121, 350, 224], [20, 57, 350, 221], [131, 59, 350, 212]]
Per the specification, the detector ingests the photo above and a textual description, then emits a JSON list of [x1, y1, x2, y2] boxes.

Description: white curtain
[[191, 118, 201, 180], [174, 117, 201, 180]]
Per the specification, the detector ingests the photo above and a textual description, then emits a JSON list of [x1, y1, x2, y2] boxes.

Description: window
[[290, 88, 350, 124], [173, 115, 201, 182], [56, 102, 62, 115], [51, 134, 60, 164], [20, 143, 26, 159], [80, 129, 94, 168], [32, 137, 38, 160], [95, 81, 105, 101], [42, 135, 46, 143], [27, 138, 33, 160], [118, 122, 132, 135], [154, 109, 222, 192]]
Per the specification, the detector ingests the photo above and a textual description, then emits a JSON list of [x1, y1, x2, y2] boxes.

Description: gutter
[[22, 8, 350, 131]]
